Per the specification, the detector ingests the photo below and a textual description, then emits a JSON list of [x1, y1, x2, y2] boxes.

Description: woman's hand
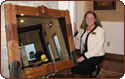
[[77, 56, 85, 63], [74, 22, 77, 33]]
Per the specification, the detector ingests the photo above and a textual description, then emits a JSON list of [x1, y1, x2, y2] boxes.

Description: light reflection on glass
[[48, 44, 55, 63]]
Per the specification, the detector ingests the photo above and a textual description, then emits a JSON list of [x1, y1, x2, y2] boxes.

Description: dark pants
[[71, 55, 105, 75]]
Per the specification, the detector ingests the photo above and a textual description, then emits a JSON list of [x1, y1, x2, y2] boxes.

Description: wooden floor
[[100, 57, 124, 74], [50, 56, 124, 78]]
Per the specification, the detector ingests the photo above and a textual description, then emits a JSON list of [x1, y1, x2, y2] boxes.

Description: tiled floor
[[50, 56, 124, 78]]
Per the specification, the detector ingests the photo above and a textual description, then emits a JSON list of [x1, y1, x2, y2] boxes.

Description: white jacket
[[75, 26, 105, 59]]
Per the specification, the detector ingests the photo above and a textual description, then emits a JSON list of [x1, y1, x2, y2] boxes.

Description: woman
[[71, 11, 105, 78]]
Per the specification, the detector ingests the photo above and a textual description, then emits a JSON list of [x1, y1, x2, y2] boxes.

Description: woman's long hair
[[80, 11, 103, 29]]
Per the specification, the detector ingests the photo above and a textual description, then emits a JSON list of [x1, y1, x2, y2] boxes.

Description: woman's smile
[[86, 13, 96, 27]]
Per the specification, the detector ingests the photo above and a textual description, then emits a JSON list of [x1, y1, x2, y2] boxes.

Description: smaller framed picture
[[94, 1, 116, 10], [24, 43, 36, 61]]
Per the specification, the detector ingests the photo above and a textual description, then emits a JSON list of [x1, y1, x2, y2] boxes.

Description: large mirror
[[4, 4, 76, 78], [16, 14, 70, 67]]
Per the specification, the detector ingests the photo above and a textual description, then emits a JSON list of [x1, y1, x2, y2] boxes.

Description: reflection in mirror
[[53, 34, 63, 61], [47, 43, 55, 62], [16, 14, 70, 68], [24, 43, 36, 61]]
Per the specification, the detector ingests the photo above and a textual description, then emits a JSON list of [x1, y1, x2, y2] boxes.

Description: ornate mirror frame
[[4, 3, 76, 78]]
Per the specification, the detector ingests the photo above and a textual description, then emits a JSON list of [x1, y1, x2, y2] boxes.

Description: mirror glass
[[16, 14, 70, 68]]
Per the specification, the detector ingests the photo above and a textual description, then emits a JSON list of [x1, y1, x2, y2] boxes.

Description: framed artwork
[[94, 1, 116, 10], [24, 43, 36, 61]]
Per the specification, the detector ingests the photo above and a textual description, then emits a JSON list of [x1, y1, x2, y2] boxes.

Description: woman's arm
[[74, 22, 77, 33], [73, 22, 78, 37], [74, 31, 78, 37]]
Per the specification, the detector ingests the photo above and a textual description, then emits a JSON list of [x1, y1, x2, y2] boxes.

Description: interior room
[[16, 14, 70, 67], [1, 1, 124, 78]]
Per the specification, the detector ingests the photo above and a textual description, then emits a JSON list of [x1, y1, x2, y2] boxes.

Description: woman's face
[[86, 13, 96, 27]]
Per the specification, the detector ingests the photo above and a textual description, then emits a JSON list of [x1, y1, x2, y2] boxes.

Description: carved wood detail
[[22, 60, 73, 78], [38, 5, 49, 16], [68, 36, 75, 52], [38, 5, 65, 17], [46, 62, 55, 73], [65, 11, 75, 52], [65, 10, 71, 25], [55, 60, 73, 72], [5, 23, 18, 42], [15, 5, 38, 15], [9, 60, 21, 78], [7, 40, 20, 64], [67, 24, 73, 36], [22, 64, 48, 78], [4, 4, 17, 25], [4, 3, 75, 78]]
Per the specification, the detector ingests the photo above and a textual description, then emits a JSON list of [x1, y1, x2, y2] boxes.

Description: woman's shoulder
[[96, 26, 104, 33], [97, 26, 104, 30]]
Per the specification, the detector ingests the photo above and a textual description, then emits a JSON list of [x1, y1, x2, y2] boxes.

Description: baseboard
[[75, 49, 124, 60], [105, 53, 124, 60]]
